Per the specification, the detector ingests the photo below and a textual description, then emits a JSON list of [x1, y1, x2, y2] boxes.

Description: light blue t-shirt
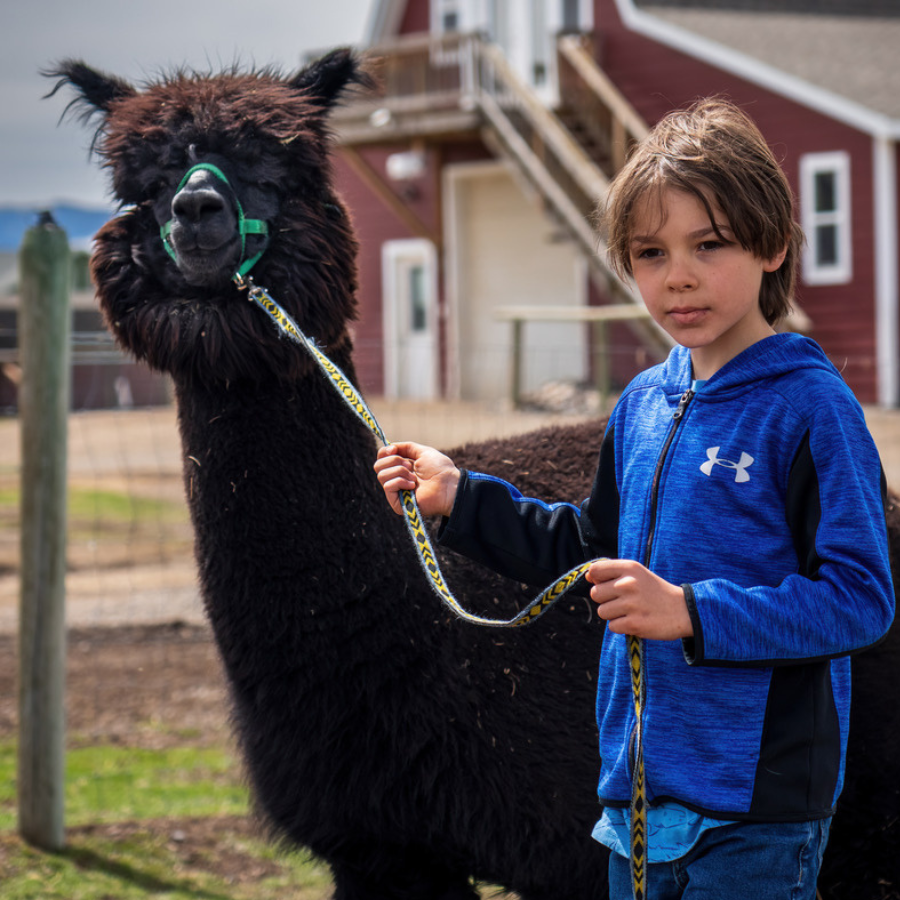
[[592, 802, 736, 863]]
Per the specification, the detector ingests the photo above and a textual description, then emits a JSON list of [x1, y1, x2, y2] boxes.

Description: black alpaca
[[46, 50, 898, 900]]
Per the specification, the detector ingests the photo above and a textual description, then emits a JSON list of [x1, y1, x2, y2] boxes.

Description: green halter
[[160, 162, 270, 280]]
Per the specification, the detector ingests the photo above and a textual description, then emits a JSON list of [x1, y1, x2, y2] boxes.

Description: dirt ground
[[0, 400, 602, 634], [0, 622, 229, 750]]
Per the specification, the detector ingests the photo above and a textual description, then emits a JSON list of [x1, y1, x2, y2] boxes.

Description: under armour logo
[[700, 446, 754, 483]]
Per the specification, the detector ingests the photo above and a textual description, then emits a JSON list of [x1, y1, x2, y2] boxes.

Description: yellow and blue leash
[[238, 274, 648, 899]]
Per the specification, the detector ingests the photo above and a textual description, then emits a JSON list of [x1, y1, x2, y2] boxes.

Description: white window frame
[[799, 151, 852, 286], [431, 0, 464, 33]]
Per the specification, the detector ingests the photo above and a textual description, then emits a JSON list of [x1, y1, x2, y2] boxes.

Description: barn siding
[[399, 0, 429, 35], [593, 0, 880, 401]]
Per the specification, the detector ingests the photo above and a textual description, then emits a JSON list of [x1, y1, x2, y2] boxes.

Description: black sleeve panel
[[786, 429, 890, 581], [437, 422, 621, 588], [581, 421, 621, 560], [785, 431, 823, 580]]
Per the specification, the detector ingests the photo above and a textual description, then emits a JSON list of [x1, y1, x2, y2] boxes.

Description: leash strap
[[238, 275, 592, 627], [629, 634, 647, 900], [239, 274, 648, 897]]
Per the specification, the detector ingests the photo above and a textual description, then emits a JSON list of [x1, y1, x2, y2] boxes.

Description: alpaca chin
[[171, 243, 242, 288]]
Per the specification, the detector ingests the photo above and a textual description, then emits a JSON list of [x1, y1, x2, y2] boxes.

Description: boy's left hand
[[586, 559, 693, 640]]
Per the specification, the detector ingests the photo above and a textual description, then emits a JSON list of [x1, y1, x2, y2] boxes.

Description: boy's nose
[[665, 257, 698, 292]]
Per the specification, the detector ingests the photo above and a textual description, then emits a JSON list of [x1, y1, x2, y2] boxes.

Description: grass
[[0, 482, 192, 571], [0, 484, 188, 532], [0, 825, 334, 900], [0, 743, 249, 830], [0, 741, 334, 899]]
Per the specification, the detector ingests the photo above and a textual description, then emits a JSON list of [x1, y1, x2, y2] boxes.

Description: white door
[[382, 239, 439, 399], [445, 162, 587, 403]]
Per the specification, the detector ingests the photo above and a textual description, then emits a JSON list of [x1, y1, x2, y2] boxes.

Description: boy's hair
[[601, 98, 804, 325]]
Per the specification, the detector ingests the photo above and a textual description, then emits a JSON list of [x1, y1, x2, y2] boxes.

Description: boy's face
[[628, 187, 787, 380]]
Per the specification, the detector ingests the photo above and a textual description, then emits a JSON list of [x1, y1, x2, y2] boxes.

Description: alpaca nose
[[170, 172, 237, 250], [172, 184, 227, 223]]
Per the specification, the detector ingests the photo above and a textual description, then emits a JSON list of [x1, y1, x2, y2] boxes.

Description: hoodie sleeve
[[684, 390, 895, 667], [436, 418, 621, 587]]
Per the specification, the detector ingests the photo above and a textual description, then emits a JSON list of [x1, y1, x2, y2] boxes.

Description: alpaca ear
[[289, 48, 374, 110], [43, 59, 136, 118]]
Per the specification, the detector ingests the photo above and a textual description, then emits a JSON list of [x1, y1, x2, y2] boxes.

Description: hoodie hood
[[658, 333, 843, 401]]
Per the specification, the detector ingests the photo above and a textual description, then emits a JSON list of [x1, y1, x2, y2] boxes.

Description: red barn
[[334, 0, 900, 406]]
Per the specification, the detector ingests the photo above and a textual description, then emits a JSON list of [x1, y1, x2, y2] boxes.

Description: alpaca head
[[45, 51, 373, 386]]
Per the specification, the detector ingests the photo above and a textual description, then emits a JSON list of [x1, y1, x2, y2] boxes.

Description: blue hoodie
[[439, 333, 894, 820]]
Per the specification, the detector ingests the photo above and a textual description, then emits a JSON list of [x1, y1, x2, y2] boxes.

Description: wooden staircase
[[470, 33, 669, 356], [335, 31, 672, 359]]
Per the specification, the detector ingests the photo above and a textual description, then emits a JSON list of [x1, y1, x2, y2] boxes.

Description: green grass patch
[[0, 742, 248, 830], [0, 486, 187, 531], [0, 739, 337, 898], [0, 741, 513, 899], [68, 488, 187, 526], [0, 822, 335, 900]]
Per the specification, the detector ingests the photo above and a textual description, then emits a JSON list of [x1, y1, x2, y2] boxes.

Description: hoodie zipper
[[643, 389, 695, 568], [628, 388, 695, 777]]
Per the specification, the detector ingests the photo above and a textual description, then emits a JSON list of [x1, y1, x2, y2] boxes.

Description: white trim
[[612, 0, 900, 141], [874, 137, 899, 407], [799, 151, 852, 286]]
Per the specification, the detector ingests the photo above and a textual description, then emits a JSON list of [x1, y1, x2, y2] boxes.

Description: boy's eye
[[635, 247, 662, 260], [698, 240, 725, 251]]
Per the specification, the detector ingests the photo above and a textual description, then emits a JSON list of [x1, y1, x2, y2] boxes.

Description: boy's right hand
[[374, 442, 461, 519]]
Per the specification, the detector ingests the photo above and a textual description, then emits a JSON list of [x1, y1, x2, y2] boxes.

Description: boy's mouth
[[669, 307, 708, 326]]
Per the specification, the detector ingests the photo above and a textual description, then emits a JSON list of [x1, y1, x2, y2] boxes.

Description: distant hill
[[0, 204, 115, 252]]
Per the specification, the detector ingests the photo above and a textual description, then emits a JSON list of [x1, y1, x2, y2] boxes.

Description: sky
[[2, 0, 374, 210]]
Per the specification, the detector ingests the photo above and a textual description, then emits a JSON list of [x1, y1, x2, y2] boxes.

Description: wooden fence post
[[17, 212, 71, 851]]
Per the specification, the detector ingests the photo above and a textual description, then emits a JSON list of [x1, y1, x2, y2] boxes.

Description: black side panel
[[751, 661, 841, 817]]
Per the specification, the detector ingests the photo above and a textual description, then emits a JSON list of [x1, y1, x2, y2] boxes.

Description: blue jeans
[[608, 818, 831, 899]]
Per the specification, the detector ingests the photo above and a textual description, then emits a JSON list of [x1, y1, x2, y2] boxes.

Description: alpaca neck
[[171, 372, 421, 638]]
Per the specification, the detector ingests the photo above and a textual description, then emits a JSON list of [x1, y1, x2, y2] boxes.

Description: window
[[408, 264, 428, 332], [433, 0, 461, 33], [800, 151, 852, 285], [562, 0, 581, 32]]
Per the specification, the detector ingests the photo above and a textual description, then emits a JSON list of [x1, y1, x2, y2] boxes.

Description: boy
[[374, 99, 894, 899]]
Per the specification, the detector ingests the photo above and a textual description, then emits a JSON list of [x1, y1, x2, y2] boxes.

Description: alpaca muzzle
[[161, 162, 269, 281]]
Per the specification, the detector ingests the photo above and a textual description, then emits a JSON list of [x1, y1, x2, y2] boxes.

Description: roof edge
[[615, 0, 900, 138]]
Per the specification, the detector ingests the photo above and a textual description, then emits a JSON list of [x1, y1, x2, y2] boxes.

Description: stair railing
[[556, 34, 649, 178]]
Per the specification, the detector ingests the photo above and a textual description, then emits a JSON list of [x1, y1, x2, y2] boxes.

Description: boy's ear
[[763, 243, 789, 273]]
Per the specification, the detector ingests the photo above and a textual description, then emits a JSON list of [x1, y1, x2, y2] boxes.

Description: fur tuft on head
[[290, 47, 375, 111], [43, 60, 137, 155], [43, 59, 136, 116]]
